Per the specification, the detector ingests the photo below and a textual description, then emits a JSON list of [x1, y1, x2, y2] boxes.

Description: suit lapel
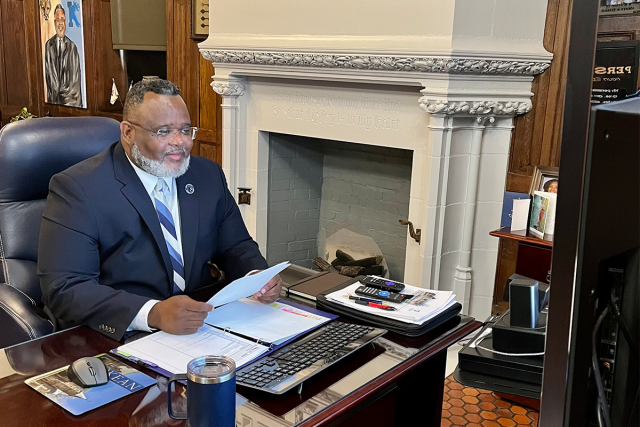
[[112, 143, 173, 292], [176, 173, 199, 289]]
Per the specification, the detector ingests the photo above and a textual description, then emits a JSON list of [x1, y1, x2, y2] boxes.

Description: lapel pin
[[185, 184, 195, 194]]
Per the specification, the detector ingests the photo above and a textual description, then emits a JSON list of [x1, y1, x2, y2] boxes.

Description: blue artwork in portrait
[[68, 1, 81, 28]]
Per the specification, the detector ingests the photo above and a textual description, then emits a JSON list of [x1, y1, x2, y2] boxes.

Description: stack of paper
[[325, 282, 457, 325]]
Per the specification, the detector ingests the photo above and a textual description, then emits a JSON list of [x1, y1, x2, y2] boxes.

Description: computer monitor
[[543, 97, 639, 427]]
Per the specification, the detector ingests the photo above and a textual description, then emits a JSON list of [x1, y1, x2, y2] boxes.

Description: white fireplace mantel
[[200, 0, 551, 319]]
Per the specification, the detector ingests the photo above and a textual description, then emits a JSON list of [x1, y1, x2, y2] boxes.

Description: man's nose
[[168, 132, 185, 146]]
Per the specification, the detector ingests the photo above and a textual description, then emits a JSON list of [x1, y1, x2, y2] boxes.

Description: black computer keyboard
[[236, 321, 387, 394]]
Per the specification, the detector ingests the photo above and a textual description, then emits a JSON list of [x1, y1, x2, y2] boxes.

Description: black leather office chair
[[0, 116, 121, 349]]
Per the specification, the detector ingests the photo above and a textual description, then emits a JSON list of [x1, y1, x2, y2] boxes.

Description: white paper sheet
[[326, 282, 457, 325], [205, 298, 330, 345], [117, 324, 268, 375], [511, 198, 531, 231], [207, 262, 290, 307]]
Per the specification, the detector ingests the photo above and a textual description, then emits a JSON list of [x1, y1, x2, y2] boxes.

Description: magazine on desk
[[24, 353, 156, 416]]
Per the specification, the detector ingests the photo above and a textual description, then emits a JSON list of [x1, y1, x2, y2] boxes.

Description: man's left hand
[[252, 274, 283, 303]]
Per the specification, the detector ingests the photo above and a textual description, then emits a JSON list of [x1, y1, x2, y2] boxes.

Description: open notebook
[[205, 298, 332, 345], [114, 299, 337, 377]]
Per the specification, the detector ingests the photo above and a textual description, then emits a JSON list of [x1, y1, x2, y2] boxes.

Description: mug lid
[[187, 356, 236, 384]]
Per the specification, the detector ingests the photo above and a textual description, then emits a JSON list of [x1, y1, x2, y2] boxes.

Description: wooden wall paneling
[[506, 0, 571, 193], [0, 0, 30, 123], [94, 0, 127, 115], [198, 55, 222, 164], [0, 1, 6, 114], [197, 129, 221, 165], [199, 55, 218, 130], [540, 0, 571, 167], [24, 0, 45, 120], [166, 0, 222, 164], [166, 0, 199, 123]]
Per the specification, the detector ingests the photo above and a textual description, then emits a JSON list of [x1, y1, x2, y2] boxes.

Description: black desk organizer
[[316, 276, 463, 337], [455, 332, 543, 399]]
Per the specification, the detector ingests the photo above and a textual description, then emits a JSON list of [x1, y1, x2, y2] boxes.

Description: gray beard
[[131, 144, 190, 178]]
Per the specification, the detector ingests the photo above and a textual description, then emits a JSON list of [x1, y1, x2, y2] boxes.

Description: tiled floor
[[443, 335, 539, 427], [441, 376, 539, 427]]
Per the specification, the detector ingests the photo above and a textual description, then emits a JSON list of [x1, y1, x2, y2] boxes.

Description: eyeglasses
[[127, 122, 198, 143], [54, 18, 65, 24]]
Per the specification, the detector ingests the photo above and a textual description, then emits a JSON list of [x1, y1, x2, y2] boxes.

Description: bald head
[[123, 79, 181, 121]]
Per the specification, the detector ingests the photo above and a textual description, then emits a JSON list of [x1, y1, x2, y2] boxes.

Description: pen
[[353, 300, 397, 311], [348, 296, 384, 304], [133, 359, 158, 368]]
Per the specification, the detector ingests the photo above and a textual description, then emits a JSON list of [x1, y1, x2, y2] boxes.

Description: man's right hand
[[148, 295, 213, 335]]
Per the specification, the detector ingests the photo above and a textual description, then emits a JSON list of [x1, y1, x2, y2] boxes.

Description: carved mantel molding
[[201, 50, 550, 76], [211, 79, 245, 97], [418, 99, 532, 116]]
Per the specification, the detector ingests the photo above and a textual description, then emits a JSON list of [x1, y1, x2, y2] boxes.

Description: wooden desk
[[0, 296, 479, 427]]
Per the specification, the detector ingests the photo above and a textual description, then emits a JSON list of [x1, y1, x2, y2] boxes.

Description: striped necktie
[[154, 179, 184, 295]]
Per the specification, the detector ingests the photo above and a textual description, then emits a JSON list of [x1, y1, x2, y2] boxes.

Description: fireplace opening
[[266, 133, 412, 281]]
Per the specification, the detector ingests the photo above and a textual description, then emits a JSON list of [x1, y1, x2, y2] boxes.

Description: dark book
[[288, 272, 352, 301]]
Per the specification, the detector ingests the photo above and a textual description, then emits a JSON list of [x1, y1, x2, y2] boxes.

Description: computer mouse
[[67, 357, 109, 387]]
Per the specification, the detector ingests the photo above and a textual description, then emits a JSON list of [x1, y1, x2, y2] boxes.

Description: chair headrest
[[0, 117, 121, 202]]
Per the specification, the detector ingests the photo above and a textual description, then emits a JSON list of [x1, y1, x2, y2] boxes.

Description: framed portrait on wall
[[529, 166, 559, 196], [39, 0, 87, 108]]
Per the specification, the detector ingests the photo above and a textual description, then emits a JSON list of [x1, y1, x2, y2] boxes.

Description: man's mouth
[[164, 150, 185, 161]]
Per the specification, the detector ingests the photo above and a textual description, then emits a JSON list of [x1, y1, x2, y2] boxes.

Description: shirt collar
[[125, 152, 174, 197]]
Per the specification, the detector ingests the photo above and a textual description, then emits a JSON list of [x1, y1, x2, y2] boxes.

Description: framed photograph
[[529, 193, 550, 238], [39, 0, 87, 108], [191, 0, 209, 41], [529, 166, 559, 196]]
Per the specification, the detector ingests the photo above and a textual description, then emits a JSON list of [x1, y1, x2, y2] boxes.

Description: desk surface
[[0, 294, 479, 427]]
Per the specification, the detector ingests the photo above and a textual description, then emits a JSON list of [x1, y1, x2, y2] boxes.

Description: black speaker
[[509, 279, 539, 328], [504, 274, 550, 309]]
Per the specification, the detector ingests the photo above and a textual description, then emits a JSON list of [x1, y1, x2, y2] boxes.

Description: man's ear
[[120, 121, 134, 148]]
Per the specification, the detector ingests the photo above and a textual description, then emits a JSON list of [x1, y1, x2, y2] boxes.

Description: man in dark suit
[[44, 4, 82, 107], [38, 79, 281, 340]]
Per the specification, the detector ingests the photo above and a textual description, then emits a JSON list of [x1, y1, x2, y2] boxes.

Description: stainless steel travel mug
[[167, 356, 236, 427]]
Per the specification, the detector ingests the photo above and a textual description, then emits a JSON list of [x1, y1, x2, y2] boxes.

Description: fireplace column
[[453, 116, 495, 315], [211, 76, 245, 199]]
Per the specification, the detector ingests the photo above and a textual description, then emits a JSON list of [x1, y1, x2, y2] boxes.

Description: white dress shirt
[[125, 154, 184, 332]]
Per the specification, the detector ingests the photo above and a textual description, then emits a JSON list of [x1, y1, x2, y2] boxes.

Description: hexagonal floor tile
[[441, 375, 539, 427]]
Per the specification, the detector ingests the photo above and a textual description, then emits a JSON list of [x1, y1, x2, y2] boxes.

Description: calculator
[[355, 286, 407, 304]]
